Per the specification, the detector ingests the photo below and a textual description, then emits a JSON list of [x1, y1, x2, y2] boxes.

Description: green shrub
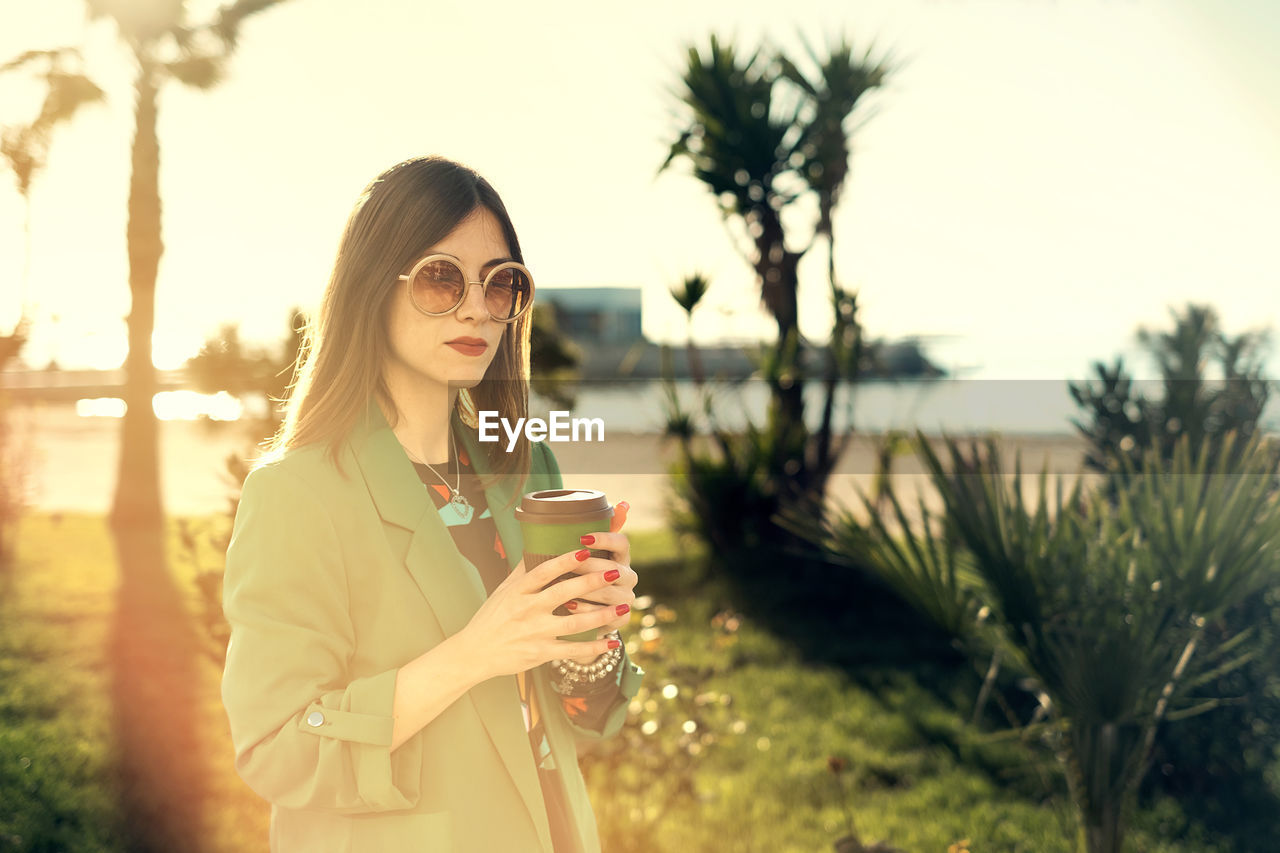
[[1069, 302, 1280, 843], [806, 432, 1280, 853]]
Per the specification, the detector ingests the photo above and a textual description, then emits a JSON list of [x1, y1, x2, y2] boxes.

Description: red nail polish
[[574, 548, 590, 562], [604, 569, 621, 582], [607, 638, 621, 649], [615, 604, 630, 616], [565, 600, 578, 611], [580, 534, 596, 546]]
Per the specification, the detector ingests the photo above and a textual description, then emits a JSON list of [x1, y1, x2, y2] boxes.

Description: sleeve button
[[306, 711, 325, 727]]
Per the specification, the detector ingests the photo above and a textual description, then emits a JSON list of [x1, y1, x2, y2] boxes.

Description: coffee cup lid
[[515, 489, 614, 524]]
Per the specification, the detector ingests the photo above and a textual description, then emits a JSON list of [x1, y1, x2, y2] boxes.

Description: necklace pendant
[[450, 492, 474, 524]]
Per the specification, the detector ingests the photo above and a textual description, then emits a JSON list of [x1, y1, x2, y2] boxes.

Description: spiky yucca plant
[[805, 432, 1280, 853]]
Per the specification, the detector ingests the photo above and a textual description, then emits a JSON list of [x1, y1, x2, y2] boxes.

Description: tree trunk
[[107, 60, 208, 853], [752, 211, 820, 507], [109, 525, 209, 853], [1082, 816, 1123, 853], [813, 227, 846, 483], [1064, 722, 1139, 853], [110, 62, 164, 532], [21, 193, 32, 315]]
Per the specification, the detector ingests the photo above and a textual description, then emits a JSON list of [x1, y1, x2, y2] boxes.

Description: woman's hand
[[455, 500, 635, 679], [559, 500, 637, 664]]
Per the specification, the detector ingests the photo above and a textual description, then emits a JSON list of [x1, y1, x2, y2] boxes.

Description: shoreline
[[11, 403, 1091, 531]]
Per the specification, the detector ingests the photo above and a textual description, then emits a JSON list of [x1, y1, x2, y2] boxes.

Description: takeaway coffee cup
[[515, 488, 615, 642]]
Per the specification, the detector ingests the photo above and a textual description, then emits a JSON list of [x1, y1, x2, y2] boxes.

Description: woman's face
[[383, 206, 512, 403]]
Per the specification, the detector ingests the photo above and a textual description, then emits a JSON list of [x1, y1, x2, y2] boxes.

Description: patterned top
[[411, 440, 622, 850]]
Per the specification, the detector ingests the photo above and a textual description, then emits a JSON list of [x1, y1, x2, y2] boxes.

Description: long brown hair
[[266, 155, 533, 487]]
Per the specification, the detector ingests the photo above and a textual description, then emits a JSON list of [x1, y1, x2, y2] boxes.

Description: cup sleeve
[[220, 463, 424, 814]]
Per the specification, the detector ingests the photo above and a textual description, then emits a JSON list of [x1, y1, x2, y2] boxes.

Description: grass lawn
[[0, 516, 1234, 852], [583, 531, 1229, 853], [1, 514, 270, 852], [0, 515, 124, 851]]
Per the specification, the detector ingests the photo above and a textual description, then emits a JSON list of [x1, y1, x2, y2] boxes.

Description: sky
[[0, 0, 1277, 380]]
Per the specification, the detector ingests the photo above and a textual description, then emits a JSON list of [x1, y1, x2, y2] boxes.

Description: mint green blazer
[[221, 403, 644, 852]]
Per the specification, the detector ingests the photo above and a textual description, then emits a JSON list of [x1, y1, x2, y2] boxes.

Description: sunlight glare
[[76, 397, 128, 418], [153, 390, 243, 421], [74, 391, 243, 421]]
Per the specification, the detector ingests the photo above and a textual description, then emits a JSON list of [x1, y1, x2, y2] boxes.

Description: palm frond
[[0, 47, 79, 74], [212, 0, 289, 49], [165, 54, 224, 88], [664, 34, 797, 220], [87, 0, 187, 45], [33, 72, 105, 131], [670, 273, 711, 316]]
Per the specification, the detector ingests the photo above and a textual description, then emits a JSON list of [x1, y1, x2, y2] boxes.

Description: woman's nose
[[455, 280, 490, 322]]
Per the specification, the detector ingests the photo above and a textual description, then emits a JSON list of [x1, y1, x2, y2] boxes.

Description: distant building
[[539, 287, 643, 343], [533, 285, 945, 381]]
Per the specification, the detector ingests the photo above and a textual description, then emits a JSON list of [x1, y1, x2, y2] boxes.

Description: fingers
[[608, 500, 629, 533], [551, 632, 622, 660], [554, 603, 631, 638], [514, 523, 635, 614], [520, 548, 631, 594], [563, 599, 634, 633], [519, 547, 593, 592], [579, 528, 630, 566], [536, 564, 628, 611]]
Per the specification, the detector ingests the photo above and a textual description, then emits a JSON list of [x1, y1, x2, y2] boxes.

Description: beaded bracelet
[[549, 630, 623, 695]]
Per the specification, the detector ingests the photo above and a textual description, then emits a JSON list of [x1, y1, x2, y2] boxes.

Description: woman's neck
[[381, 373, 458, 465]]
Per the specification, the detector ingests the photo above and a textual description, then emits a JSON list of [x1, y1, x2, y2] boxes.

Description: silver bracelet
[[550, 631, 623, 694]]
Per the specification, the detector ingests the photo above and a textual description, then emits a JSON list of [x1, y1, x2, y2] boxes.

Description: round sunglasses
[[398, 255, 534, 323]]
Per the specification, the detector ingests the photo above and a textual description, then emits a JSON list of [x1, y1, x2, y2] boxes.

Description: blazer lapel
[[349, 403, 486, 638], [349, 402, 553, 853]]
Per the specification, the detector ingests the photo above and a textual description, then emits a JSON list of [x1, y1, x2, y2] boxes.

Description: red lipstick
[[446, 337, 488, 357]]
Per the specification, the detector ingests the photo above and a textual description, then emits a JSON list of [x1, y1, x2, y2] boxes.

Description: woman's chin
[[445, 373, 486, 390]]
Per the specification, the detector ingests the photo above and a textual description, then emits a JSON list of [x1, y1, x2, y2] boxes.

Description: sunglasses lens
[[485, 266, 533, 321], [411, 259, 466, 313]]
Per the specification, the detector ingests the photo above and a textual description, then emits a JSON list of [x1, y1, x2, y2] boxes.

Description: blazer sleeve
[[533, 442, 646, 743], [221, 462, 424, 814]]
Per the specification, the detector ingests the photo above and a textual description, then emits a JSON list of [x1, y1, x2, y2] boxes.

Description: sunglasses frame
[[397, 254, 535, 324]]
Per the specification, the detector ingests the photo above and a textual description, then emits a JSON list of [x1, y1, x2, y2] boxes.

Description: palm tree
[[47, 4, 288, 849], [670, 271, 710, 385], [1070, 302, 1272, 489], [1, 49, 102, 587], [778, 37, 885, 477], [82, 0, 289, 531], [778, 34, 889, 300], [1, 47, 103, 321], [661, 33, 888, 530], [662, 36, 802, 343]]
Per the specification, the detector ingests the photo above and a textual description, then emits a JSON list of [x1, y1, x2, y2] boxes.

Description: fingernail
[[615, 604, 630, 616], [618, 501, 630, 511], [607, 638, 621, 649], [575, 548, 590, 562], [565, 600, 578, 611], [580, 534, 596, 545], [604, 569, 621, 582]]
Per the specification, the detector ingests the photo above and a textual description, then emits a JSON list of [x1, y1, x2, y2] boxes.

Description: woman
[[221, 155, 643, 853]]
